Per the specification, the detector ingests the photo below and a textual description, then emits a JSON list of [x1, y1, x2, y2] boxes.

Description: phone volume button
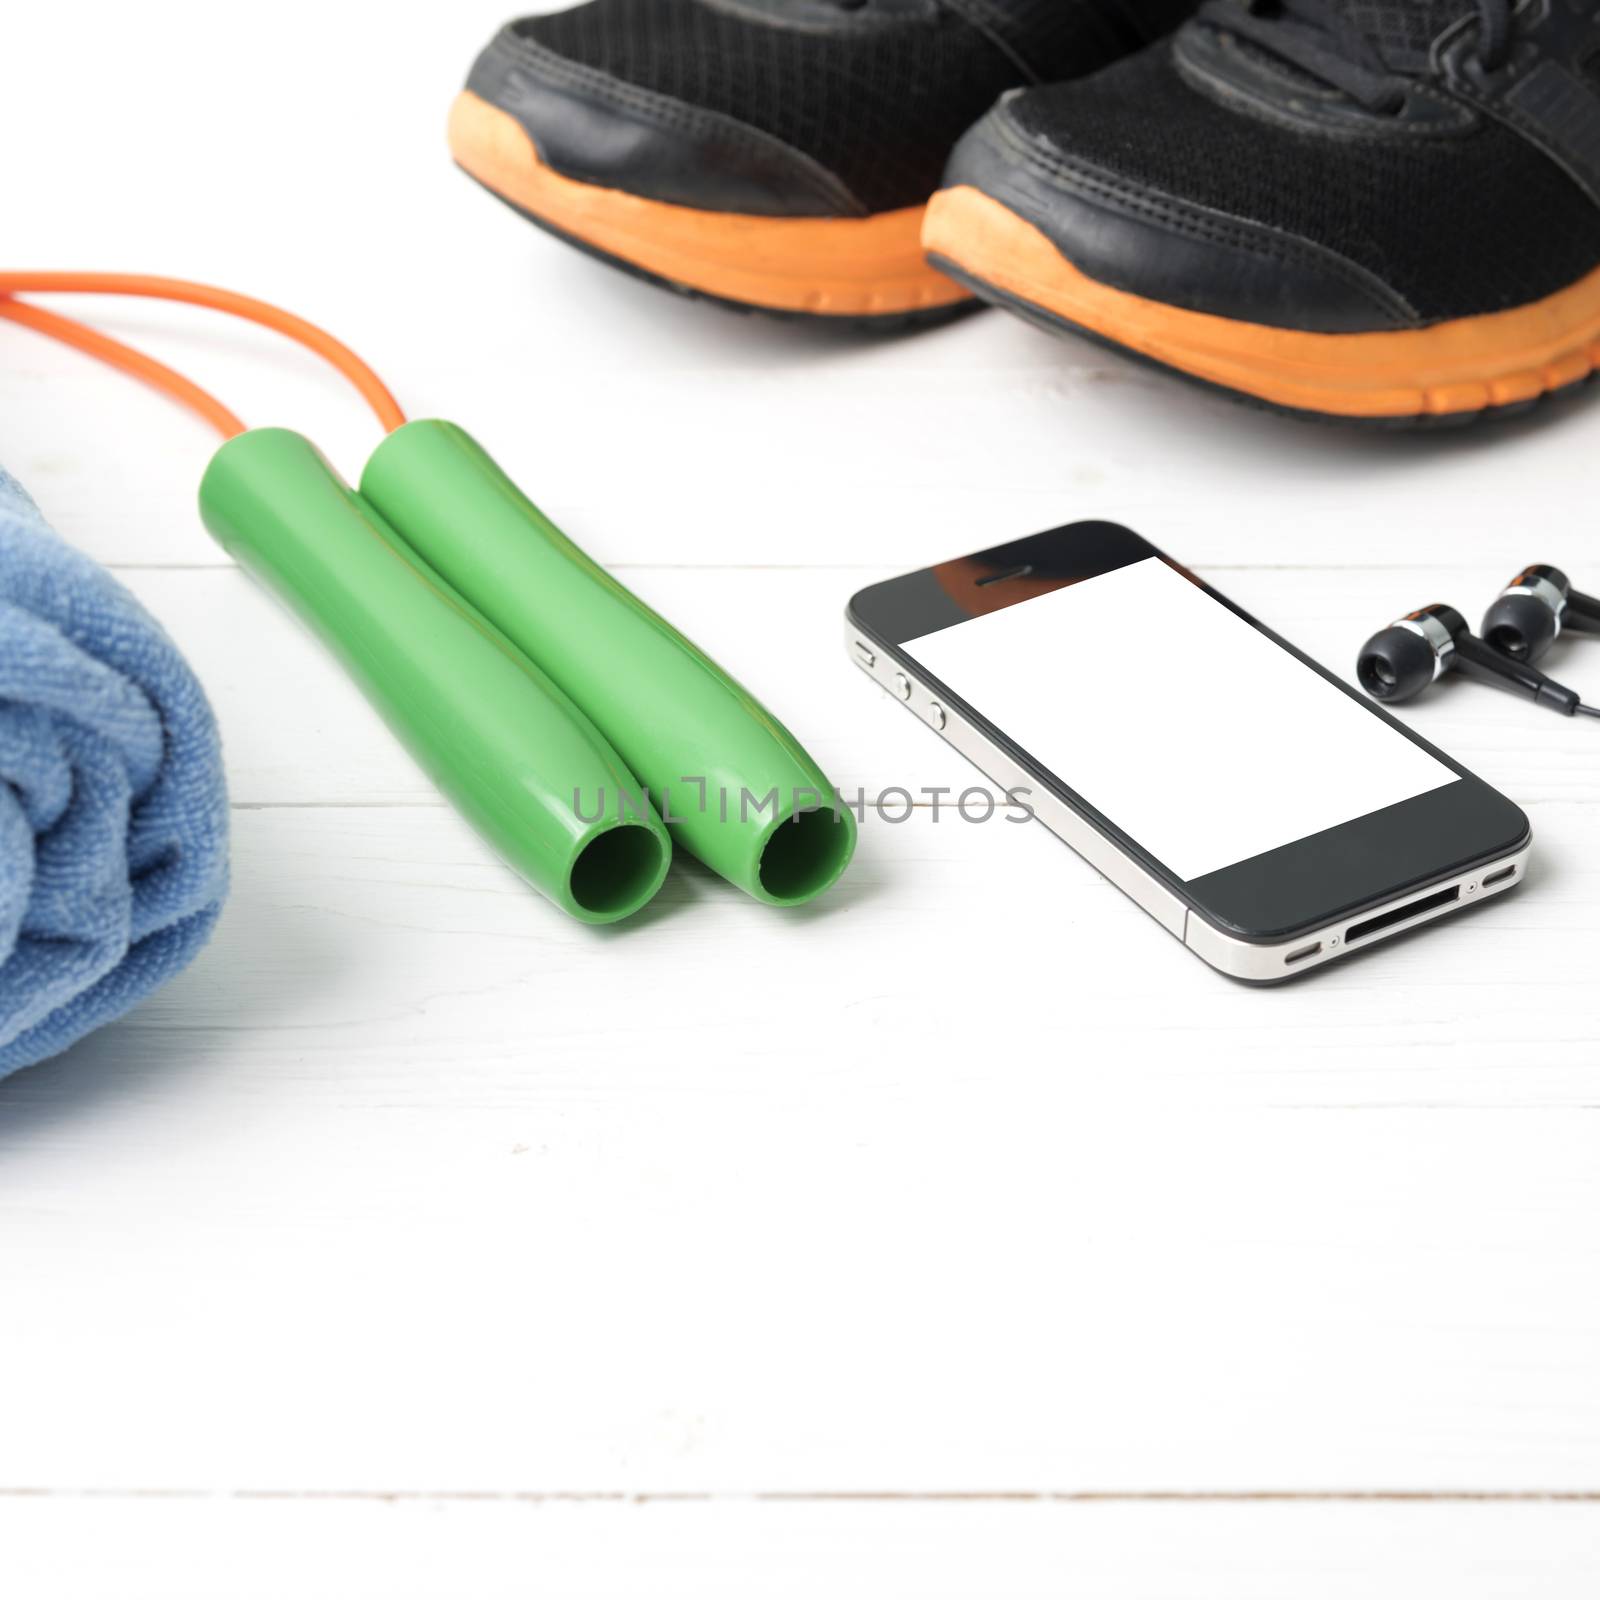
[[927, 701, 946, 731], [893, 672, 912, 701]]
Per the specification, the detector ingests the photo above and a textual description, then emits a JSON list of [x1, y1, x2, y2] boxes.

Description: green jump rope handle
[[198, 428, 671, 924], [360, 420, 856, 906]]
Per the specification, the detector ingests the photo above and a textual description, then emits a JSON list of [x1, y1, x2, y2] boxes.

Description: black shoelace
[[1196, 0, 1515, 112]]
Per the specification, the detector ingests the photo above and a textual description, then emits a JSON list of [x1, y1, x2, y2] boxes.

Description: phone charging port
[[1347, 884, 1460, 945]]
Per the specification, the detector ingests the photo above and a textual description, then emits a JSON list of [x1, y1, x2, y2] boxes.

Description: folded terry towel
[[0, 469, 229, 1078]]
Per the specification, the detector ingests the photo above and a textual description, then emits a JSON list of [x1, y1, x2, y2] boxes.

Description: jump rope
[[0, 273, 405, 439], [1, 274, 855, 922]]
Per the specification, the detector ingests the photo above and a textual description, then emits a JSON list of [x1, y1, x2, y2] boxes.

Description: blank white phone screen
[[903, 557, 1459, 882]]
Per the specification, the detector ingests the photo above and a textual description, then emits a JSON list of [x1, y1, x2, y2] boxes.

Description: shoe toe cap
[[462, 25, 867, 219], [940, 97, 1420, 335]]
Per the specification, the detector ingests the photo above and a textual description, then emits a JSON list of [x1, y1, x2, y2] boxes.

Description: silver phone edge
[[846, 621, 1531, 984]]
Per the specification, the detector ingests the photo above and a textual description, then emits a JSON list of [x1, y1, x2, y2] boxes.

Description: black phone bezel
[[847, 521, 1530, 945]]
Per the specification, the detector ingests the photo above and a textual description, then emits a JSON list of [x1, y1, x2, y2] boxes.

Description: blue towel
[[0, 469, 229, 1078]]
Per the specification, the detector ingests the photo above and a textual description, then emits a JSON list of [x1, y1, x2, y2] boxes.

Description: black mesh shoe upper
[[954, 0, 1600, 327], [512, 0, 1197, 213], [1329, 0, 1479, 69]]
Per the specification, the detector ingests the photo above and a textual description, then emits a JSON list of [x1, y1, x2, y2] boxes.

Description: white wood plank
[[100, 565, 1600, 810], [1, 804, 1598, 1496], [5, 1497, 1600, 1600], [12, 350, 1600, 576], [4, 801, 1596, 1105]]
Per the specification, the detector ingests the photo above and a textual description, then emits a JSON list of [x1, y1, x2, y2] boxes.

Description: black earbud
[[1480, 564, 1600, 663], [1357, 603, 1594, 717]]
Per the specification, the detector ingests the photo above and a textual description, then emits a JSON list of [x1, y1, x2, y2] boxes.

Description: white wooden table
[[3, 4, 1597, 1594]]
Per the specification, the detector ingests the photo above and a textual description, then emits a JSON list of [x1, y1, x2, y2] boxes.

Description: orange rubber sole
[[924, 185, 1600, 420], [449, 90, 970, 320]]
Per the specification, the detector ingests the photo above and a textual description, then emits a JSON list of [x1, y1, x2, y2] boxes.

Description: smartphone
[[846, 523, 1531, 982]]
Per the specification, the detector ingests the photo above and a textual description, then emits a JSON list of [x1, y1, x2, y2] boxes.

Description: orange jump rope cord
[[0, 272, 407, 433], [0, 297, 246, 440]]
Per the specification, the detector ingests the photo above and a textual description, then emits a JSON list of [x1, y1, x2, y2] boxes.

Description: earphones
[[1358, 570, 1600, 720], [1480, 565, 1600, 663]]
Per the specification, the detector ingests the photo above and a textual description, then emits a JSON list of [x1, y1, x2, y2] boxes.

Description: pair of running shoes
[[451, 0, 1600, 426]]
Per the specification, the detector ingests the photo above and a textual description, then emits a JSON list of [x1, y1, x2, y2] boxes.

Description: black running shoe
[[926, 0, 1600, 420], [451, 0, 1195, 325]]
